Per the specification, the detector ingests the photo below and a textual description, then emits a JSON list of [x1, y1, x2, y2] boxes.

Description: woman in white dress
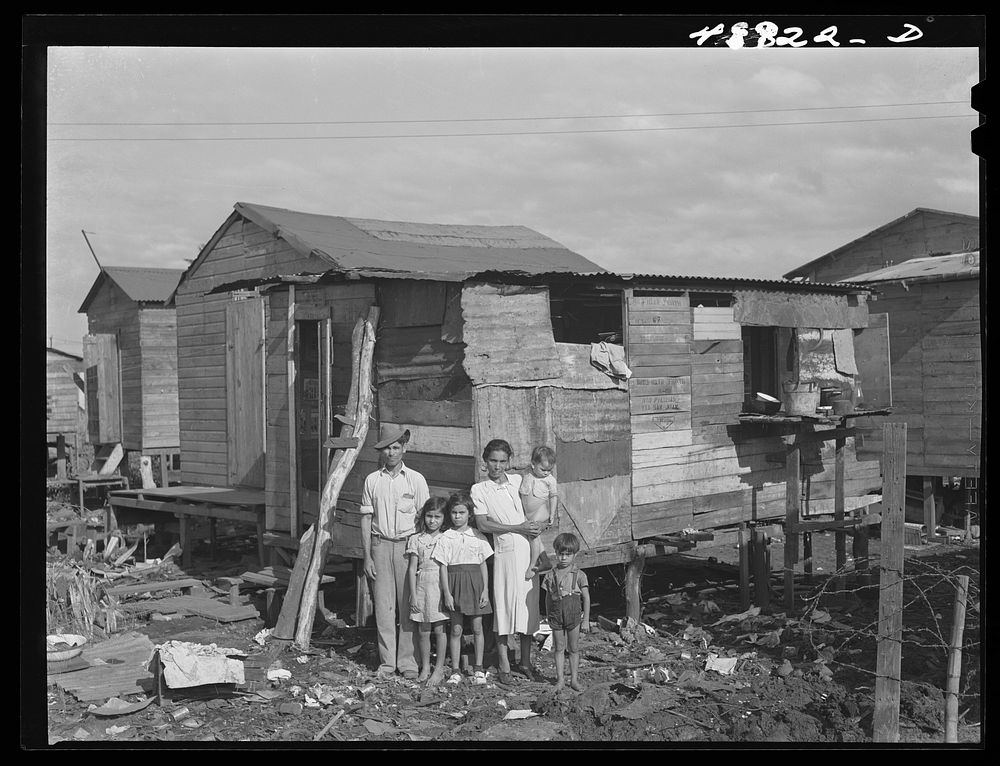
[[471, 438, 544, 685]]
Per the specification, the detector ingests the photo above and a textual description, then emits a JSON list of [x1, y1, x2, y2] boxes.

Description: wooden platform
[[47, 632, 156, 702], [108, 486, 266, 568]]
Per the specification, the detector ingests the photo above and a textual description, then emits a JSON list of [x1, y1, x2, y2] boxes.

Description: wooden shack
[[783, 208, 979, 283], [171, 202, 889, 582], [46, 346, 87, 476], [78, 266, 184, 482], [848, 252, 981, 529]]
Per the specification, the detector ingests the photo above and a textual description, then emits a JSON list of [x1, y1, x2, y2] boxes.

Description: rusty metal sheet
[[461, 283, 563, 384], [552, 389, 630, 442], [734, 291, 869, 329], [488, 343, 626, 390], [558, 475, 631, 548], [473, 385, 554, 471], [555, 438, 630, 481]]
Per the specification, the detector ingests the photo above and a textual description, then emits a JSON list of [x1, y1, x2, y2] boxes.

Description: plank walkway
[[47, 632, 156, 702]]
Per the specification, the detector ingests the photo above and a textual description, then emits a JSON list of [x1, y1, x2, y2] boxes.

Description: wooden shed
[[46, 346, 87, 475], [782, 208, 980, 283], [848, 252, 981, 530], [78, 266, 184, 481], [169, 202, 890, 581]]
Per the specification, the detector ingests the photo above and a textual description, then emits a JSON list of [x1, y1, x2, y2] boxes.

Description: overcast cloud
[[45, 45, 979, 354]]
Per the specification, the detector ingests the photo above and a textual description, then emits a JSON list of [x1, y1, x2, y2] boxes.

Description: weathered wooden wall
[[176, 216, 331, 487], [628, 292, 882, 540], [137, 308, 179, 450], [85, 280, 136, 448], [795, 211, 979, 283], [46, 352, 86, 440], [857, 279, 980, 475]]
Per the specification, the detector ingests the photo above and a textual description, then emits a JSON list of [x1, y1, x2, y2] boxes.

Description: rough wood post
[[834, 435, 846, 590], [159, 450, 170, 488], [177, 513, 191, 569], [923, 476, 936, 540], [944, 574, 970, 743], [873, 422, 906, 743], [784, 436, 801, 611], [293, 308, 379, 650], [625, 544, 647, 624], [56, 434, 67, 480], [803, 532, 813, 581], [751, 528, 771, 609], [738, 522, 750, 610]]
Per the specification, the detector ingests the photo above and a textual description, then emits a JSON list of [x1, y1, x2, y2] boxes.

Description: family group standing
[[359, 428, 590, 689]]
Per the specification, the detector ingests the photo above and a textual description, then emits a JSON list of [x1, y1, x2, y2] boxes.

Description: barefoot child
[[434, 492, 494, 684], [542, 533, 591, 692], [520, 446, 559, 580], [405, 497, 450, 685]]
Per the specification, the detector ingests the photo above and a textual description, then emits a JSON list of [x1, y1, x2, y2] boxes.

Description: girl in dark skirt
[[433, 491, 494, 684]]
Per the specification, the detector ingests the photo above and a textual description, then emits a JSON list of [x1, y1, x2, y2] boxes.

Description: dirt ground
[[38, 523, 981, 747]]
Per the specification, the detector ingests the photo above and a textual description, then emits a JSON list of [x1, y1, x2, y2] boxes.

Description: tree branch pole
[[294, 306, 379, 650], [944, 574, 970, 743]]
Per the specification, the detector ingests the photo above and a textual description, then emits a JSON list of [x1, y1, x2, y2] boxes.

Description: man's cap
[[373, 425, 411, 450]]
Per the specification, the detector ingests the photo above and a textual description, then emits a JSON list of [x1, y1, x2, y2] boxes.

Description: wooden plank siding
[[176, 217, 331, 489], [628, 291, 882, 540], [137, 308, 179, 450], [857, 278, 980, 475]]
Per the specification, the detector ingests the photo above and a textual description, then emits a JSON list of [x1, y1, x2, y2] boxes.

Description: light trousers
[[370, 537, 418, 674]]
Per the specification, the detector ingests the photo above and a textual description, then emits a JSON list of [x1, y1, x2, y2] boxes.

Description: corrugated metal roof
[[782, 208, 980, 279], [846, 251, 980, 283], [78, 266, 185, 313], [234, 201, 606, 276]]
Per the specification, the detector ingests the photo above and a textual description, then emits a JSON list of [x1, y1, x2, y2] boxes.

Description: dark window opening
[[689, 292, 733, 308], [742, 326, 785, 401], [549, 287, 624, 344]]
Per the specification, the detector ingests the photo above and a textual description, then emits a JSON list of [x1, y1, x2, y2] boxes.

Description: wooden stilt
[[738, 522, 750, 610], [873, 423, 907, 743], [625, 545, 647, 624], [209, 518, 218, 560], [256, 518, 266, 568], [923, 476, 937, 540], [784, 436, 801, 612], [803, 532, 813, 581], [751, 528, 771, 609], [834, 435, 846, 591], [159, 450, 170, 488], [56, 434, 67, 480], [177, 514, 191, 569]]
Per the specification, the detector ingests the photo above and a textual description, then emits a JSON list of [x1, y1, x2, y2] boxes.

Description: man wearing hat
[[360, 425, 429, 679]]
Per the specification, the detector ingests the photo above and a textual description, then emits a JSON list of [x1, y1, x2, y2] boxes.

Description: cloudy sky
[[43, 42, 979, 355]]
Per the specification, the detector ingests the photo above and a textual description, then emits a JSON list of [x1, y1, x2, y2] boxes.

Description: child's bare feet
[[553, 680, 565, 691], [570, 679, 585, 692], [417, 670, 429, 683], [426, 668, 445, 687]]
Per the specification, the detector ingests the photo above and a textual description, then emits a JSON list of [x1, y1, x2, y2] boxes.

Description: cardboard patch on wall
[[555, 438, 629, 482]]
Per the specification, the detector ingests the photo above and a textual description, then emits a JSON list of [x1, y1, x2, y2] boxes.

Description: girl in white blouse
[[433, 491, 494, 684]]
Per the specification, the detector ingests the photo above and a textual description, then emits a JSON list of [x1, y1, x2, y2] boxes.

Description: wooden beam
[[873, 422, 906, 743], [787, 513, 881, 533]]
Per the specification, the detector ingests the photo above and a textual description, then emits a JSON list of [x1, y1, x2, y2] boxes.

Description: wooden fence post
[[945, 574, 970, 743], [833, 435, 846, 592], [873, 422, 906, 743], [751, 528, 771, 609]]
